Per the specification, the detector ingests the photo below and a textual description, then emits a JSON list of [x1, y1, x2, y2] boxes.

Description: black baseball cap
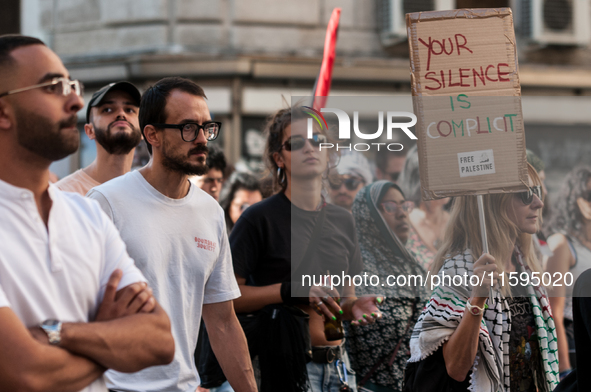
[[85, 81, 141, 123]]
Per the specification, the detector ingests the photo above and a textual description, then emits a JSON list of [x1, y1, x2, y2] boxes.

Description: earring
[[277, 167, 286, 184]]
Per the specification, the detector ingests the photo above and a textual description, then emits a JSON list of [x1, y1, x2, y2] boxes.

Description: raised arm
[[442, 253, 498, 382], [0, 307, 104, 392], [202, 300, 257, 392]]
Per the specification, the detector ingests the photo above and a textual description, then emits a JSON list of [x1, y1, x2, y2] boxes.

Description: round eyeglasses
[[380, 201, 415, 214], [150, 122, 222, 142]]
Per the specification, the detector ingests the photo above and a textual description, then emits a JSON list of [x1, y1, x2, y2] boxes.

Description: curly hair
[[263, 106, 338, 193], [220, 171, 262, 232], [548, 165, 591, 236]]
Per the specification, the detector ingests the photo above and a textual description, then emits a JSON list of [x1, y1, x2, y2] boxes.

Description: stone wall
[[41, 0, 384, 60]]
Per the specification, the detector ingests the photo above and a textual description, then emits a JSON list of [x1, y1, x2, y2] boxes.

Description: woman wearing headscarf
[[406, 163, 559, 392], [347, 181, 427, 392]]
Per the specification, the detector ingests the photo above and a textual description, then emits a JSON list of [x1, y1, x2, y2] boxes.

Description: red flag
[[312, 8, 341, 110]]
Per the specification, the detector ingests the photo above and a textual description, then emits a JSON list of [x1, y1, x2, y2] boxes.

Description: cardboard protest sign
[[406, 8, 528, 200]]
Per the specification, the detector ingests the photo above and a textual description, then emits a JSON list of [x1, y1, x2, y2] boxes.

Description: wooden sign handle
[[477, 195, 495, 304]]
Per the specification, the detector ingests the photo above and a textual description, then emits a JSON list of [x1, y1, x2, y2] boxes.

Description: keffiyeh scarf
[[408, 249, 559, 392]]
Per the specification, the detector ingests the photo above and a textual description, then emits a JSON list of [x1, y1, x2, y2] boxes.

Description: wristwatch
[[40, 319, 62, 345], [466, 300, 487, 316]]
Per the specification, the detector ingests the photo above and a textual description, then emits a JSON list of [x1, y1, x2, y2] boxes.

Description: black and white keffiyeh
[[408, 249, 559, 392]]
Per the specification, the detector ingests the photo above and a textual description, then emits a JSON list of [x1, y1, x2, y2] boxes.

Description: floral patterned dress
[[346, 182, 427, 391]]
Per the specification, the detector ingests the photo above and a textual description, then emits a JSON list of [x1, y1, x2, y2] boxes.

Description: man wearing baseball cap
[[56, 81, 141, 195]]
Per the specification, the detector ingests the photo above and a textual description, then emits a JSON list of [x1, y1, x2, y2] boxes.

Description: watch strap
[[466, 299, 487, 316], [40, 320, 62, 345]]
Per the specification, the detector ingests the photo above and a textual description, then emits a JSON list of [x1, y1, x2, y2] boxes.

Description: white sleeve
[[87, 189, 115, 221], [90, 196, 146, 303], [203, 218, 240, 304], [0, 284, 9, 309]]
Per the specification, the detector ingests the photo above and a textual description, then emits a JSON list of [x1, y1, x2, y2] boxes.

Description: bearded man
[[87, 77, 256, 392], [56, 81, 142, 195]]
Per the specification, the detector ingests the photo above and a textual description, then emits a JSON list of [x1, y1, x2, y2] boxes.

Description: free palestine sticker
[[457, 149, 495, 178]]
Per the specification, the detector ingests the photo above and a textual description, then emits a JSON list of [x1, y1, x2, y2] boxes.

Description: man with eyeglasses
[[192, 145, 227, 202], [56, 82, 142, 195], [0, 35, 174, 391], [328, 152, 373, 212], [87, 77, 256, 392]]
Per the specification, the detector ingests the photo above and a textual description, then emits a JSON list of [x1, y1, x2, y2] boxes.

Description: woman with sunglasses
[[229, 107, 381, 392], [406, 163, 559, 392], [545, 165, 591, 380], [346, 181, 427, 392]]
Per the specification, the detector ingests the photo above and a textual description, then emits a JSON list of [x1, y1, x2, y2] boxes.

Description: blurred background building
[[4, 0, 591, 194]]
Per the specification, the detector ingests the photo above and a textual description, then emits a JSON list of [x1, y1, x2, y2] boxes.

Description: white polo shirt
[[0, 179, 146, 392]]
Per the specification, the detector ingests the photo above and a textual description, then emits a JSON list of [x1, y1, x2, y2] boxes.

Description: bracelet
[[466, 299, 488, 316]]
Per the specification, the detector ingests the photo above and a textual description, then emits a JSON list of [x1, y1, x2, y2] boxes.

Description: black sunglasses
[[282, 134, 328, 151], [329, 177, 364, 191], [150, 121, 222, 142], [518, 185, 542, 205]]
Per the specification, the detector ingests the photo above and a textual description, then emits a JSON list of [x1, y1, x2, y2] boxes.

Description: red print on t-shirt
[[194, 237, 216, 252]]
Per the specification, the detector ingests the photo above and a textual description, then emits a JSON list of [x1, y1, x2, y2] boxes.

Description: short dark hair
[[206, 145, 227, 173], [220, 171, 262, 232], [0, 34, 45, 69], [139, 77, 206, 154]]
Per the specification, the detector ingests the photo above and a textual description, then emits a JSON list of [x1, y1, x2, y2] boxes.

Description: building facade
[[6, 0, 591, 192]]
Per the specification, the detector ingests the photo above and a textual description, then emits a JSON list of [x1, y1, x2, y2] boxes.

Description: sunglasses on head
[[518, 185, 542, 205], [282, 134, 328, 151], [329, 177, 364, 191]]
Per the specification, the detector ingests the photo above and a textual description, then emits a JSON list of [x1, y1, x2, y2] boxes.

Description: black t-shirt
[[230, 192, 362, 289]]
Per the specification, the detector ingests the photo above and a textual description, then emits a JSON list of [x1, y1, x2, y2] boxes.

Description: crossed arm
[[1, 270, 175, 391], [0, 307, 104, 392], [56, 270, 174, 372]]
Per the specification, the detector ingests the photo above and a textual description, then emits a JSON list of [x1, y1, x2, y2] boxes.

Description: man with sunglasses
[[328, 152, 373, 212], [0, 35, 174, 391], [88, 77, 256, 392], [56, 81, 142, 195]]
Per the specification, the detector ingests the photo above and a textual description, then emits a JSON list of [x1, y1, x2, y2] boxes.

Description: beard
[[14, 107, 79, 161], [94, 120, 142, 155], [161, 138, 209, 176]]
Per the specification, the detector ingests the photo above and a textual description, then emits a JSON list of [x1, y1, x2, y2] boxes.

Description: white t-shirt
[[0, 180, 146, 392], [87, 170, 240, 392]]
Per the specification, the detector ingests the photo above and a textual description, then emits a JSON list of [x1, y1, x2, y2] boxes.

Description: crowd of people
[[2, 33, 591, 392]]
